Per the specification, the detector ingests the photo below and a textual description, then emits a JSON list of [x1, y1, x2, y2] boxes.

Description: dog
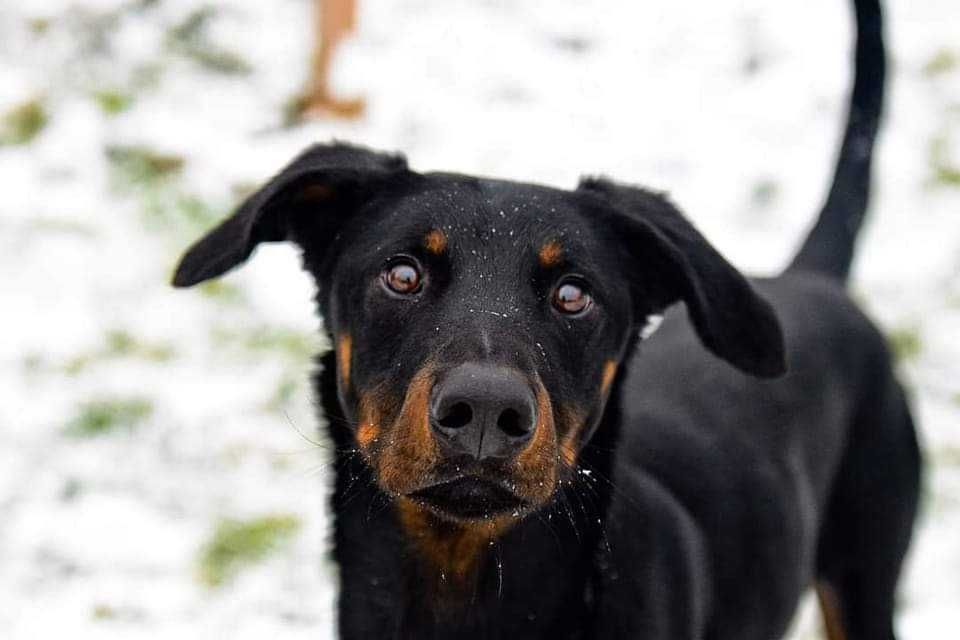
[[173, 0, 920, 637]]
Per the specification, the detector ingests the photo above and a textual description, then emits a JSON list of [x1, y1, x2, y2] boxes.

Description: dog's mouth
[[409, 475, 529, 520]]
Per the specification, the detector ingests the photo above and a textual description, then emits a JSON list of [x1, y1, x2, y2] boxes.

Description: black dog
[[173, 0, 920, 637]]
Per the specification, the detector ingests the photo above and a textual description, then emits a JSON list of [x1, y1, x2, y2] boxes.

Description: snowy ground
[[1, 0, 957, 637]]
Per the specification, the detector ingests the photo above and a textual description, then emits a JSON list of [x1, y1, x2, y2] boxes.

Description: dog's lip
[[408, 475, 528, 519]]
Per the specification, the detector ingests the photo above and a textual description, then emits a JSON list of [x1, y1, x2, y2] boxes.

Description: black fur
[[790, 0, 885, 281], [173, 0, 920, 638]]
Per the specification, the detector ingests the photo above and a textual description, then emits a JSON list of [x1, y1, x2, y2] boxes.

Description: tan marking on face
[[561, 360, 618, 467], [512, 381, 559, 504], [356, 422, 378, 448], [559, 405, 587, 468], [337, 334, 352, 390], [600, 360, 618, 398], [376, 366, 439, 495], [356, 390, 385, 452], [397, 498, 512, 584], [538, 239, 563, 268], [560, 430, 580, 468], [423, 228, 447, 255]]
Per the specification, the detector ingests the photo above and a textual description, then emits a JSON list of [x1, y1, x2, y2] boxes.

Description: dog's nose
[[430, 363, 537, 461]]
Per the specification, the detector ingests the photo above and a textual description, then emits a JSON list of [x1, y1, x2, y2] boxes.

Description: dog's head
[[174, 143, 784, 523]]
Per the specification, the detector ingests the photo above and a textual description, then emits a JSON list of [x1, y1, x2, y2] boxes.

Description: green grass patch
[[104, 143, 234, 242], [0, 98, 48, 146], [93, 90, 134, 115], [167, 7, 251, 76], [933, 164, 960, 187], [28, 17, 51, 35], [264, 375, 300, 413], [167, 194, 221, 230], [130, 62, 164, 91], [22, 353, 45, 374], [198, 280, 246, 305], [197, 515, 301, 587], [887, 325, 922, 363], [928, 136, 960, 187], [65, 397, 154, 437], [92, 603, 116, 620], [104, 329, 176, 360], [213, 325, 317, 362], [64, 329, 175, 375], [924, 49, 958, 77], [143, 193, 225, 237], [106, 144, 184, 186], [182, 47, 251, 75], [243, 327, 315, 357], [750, 178, 779, 209]]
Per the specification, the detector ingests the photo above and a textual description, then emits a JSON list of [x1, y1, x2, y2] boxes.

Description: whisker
[[282, 410, 328, 449]]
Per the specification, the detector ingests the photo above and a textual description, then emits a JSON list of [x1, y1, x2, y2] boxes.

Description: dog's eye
[[552, 280, 592, 315], [382, 260, 422, 295]]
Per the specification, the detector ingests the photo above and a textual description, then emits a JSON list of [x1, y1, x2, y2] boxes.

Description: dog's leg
[[592, 466, 710, 639], [816, 581, 847, 640], [295, 0, 366, 119], [815, 376, 921, 640]]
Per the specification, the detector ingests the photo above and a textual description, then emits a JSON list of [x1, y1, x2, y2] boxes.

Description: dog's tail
[[787, 0, 885, 282]]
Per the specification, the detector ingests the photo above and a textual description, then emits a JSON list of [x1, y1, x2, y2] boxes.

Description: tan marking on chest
[[397, 499, 511, 583]]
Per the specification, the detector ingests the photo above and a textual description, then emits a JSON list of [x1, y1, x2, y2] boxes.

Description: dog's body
[[174, 0, 920, 638], [321, 271, 918, 640]]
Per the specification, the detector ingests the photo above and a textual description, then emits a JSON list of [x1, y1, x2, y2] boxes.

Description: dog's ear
[[172, 142, 409, 288], [578, 178, 786, 378]]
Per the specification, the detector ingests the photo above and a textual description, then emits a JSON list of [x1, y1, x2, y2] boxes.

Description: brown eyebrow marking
[[538, 239, 563, 267], [337, 334, 352, 390], [423, 228, 447, 254]]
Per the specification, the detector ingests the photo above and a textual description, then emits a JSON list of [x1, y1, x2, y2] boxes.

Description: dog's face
[[314, 176, 636, 521], [174, 143, 784, 523]]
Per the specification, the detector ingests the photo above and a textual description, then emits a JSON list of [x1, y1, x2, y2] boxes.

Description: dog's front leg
[[591, 466, 711, 639]]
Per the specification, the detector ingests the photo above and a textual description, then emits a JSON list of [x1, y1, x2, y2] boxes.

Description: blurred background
[[1, 0, 957, 637]]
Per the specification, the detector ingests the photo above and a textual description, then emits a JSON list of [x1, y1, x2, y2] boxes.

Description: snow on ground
[[0, 0, 957, 637]]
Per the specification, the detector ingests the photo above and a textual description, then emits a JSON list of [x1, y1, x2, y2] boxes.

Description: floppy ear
[[172, 142, 408, 288], [578, 178, 786, 378]]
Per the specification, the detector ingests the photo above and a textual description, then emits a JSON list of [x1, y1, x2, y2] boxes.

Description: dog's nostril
[[438, 402, 473, 429], [497, 408, 529, 438]]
